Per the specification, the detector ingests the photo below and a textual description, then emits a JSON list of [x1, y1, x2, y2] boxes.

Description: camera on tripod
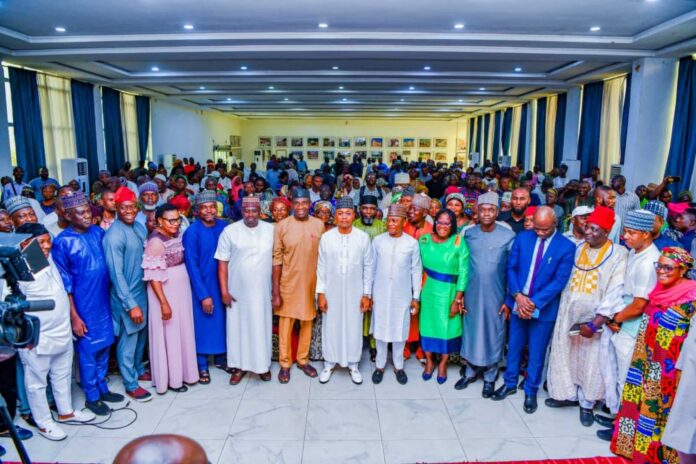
[[0, 233, 55, 352]]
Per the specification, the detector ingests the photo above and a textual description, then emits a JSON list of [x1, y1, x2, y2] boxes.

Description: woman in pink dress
[[143, 203, 199, 394]]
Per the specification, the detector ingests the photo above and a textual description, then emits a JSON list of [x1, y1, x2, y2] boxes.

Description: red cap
[[586, 205, 615, 232], [114, 186, 136, 204], [170, 195, 191, 210], [524, 206, 538, 217]]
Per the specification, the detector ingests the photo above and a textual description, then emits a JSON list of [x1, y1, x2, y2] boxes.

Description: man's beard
[[361, 216, 375, 226], [512, 206, 526, 216]]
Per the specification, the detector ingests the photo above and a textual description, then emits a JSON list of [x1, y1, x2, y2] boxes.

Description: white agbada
[[370, 232, 422, 342], [316, 227, 373, 367], [214, 220, 274, 374]]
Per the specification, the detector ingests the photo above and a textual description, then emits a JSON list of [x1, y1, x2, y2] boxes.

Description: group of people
[[0, 154, 693, 464]]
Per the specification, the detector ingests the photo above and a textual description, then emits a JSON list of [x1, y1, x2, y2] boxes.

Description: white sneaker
[[57, 409, 96, 424], [318, 367, 334, 384], [38, 422, 67, 441], [349, 367, 363, 385]]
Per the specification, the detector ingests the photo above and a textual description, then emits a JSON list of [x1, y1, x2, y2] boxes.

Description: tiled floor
[[0, 354, 616, 464]]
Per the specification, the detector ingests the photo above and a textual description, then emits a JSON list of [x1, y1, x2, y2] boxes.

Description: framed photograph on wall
[[322, 137, 336, 147], [230, 135, 241, 148], [435, 138, 448, 148], [355, 150, 367, 159], [456, 138, 467, 151], [419, 138, 432, 148], [403, 137, 415, 148], [354, 137, 367, 147], [435, 152, 447, 161], [338, 137, 351, 148], [387, 137, 400, 148], [370, 137, 383, 148], [275, 136, 288, 147], [291, 137, 304, 147], [323, 150, 336, 160], [419, 151, 432, 160], [259, 136, 272, 148], [402, 149, 412, 160], [307, 137, 320, 147], [370, 151, 383, 162], [307, 150, 319, 160], [338, 150, 351, 158], [289, 150, 303, 158], [276, 149, 288, 157], [388, 150, 400, 162]]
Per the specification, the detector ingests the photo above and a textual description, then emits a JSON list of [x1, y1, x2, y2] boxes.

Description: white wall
[[151, 100, 242, 165]]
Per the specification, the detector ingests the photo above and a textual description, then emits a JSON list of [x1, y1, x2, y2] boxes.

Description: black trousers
[[0, 355, 17, 431]]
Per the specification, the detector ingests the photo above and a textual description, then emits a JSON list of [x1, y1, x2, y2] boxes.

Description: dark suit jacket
[[505, 230, 576, 322]]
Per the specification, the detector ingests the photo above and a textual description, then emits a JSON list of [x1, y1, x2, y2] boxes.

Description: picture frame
[[276, 149, 287, 157], [435, 152, 447, 161], [370, 151, 383, 162], [387, 137, 400, 148], [435, 138, 448, 148], [354, 137, 367, 147], [307, 150, 319, 160], [307, 137, 320, 147], [402, 137, 415, 148], [230, 135, 241, 148], [291, 137, 304, 147], [290, 150, 304, 158], [275, 136, 288, 147], [370, 137, 383, 148], [419, 151, 432, 160], [322, 137, 336, 147], [338, 137, 351, 148], [456, 138, 467, 151], [388, 150, 400, 162], [323, 150, 336, 160], [259, 136, 272, 148], [355, 150, 367, 159], [402, 149, 412, 160], [338, 150, 351, 158], [419, 138, 432, 148]]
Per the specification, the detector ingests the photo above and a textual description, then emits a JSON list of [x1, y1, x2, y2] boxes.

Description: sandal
[[198, 370, 211, 385], [297, 363, 318, 378], [215, 363, 233, 374], [259, 371, 272, 382], [278, 368, 291, 384], [229, 370, 247, 385]]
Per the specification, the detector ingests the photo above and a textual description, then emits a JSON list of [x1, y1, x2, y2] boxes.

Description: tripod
[[0, 394, 31, 464]]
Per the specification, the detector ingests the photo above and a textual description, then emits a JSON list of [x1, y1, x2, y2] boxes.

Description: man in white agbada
[[215, 196, 274, 381], [10, 223, 95, 441], [596, 209, 660, 441], [316, 197, 373, 385], [370, 203, 423, 385], [546, 206, 627, 427]]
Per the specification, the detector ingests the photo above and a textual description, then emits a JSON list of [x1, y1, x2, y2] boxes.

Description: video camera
[[0, 233, 55, 352]]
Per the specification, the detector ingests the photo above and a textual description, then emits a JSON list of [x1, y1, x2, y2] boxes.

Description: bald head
[[113, 434, 208, 464], [533, 205, 557, 239]]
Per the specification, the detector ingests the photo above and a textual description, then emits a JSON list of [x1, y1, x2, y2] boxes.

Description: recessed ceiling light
[[268, 86, 274, 90], [332, 66, 339, 70], [240, 66, 248, 70], [454, 23, 465, 29], [409, 86, 415, 90], [284, 98, 289, 101], [342, 98, 347, 101], [423, 66, 431, 71], [479, 87, 486, 91], [590, 26, 601, 32], [458, 99, 463, 103], [318, 23, 329, 28], [226, 98, 231, 101], [183, 24, 194, 30], [151, 66, 159, 72], [514, 67, 522, 72], [55, 26, 66, 33], [199, 86, 205, 90], [338, 86, 344, 90], [400, 99, 405, 102]]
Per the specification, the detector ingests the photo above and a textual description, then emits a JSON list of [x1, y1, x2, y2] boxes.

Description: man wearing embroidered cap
[[52, 191, 124, 416], [135, 181, 159, 230], [546, 205, 628, 427], [643, 200, 681, 250], [102, 187, 152, 402], [370, 204, 423, 385], [316, 197, 373, 385], [5, 195, 38, 228], [564, 205, 593, 246], [183, 191, 228, 385]]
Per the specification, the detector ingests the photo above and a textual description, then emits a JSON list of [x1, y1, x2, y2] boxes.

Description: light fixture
[[590, 26, 601, 32], [338, 86, 344, 90], [332, 66, 339, 70], [268, 86, 275, 90], [226, 98, 231, 101], [514, 67, 522, 72], [183, 24, 194, 30], [458, 99, 463, 103], [240, 66, 248, 70], [55, 26, 66, 33], [479, 87, 486, 91], [342, 98, 347, 101], [199, 86, 205, 90], [409, 86, 415, 90], [151, 66, 160, 72], [400, 98, 405, 102], [423, 66, 431, 71], [284, 98, 289, 101], [454, 23, 464, 29], [318, 22, 329, 28]]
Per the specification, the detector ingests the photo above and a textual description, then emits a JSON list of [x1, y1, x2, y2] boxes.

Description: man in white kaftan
[[215, 196, 274, 379], [316, 197, 373, 384]]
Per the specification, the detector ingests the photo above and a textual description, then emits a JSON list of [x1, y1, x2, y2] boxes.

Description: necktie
[[528, 237, 546, 296]]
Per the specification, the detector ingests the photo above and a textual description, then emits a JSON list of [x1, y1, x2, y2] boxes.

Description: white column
[[0, 64, 13, 175], [562, 85, 582, 161], [93, 84, 107, 171], [524, 101, 535, 171], [623, 58, 678, 187]]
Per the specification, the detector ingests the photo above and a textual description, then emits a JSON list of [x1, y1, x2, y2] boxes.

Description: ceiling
[[1, 0, 695, 120]]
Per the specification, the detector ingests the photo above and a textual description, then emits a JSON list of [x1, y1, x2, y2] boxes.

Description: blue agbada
[[52, 225, 114, 352], [183, 218, 227, 354]]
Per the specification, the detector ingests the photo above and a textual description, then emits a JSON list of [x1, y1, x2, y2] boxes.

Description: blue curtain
[[70, 80, 100, 183], [475, 116, 482, 154], [135, 95, 150, 162], [620, 73, 632, 164], [102, 87, 125, 173], [664, 57, 696, 193], [8, 67, 45, 179], [502, 108, 512, 157], [518, 103, 528, 165], [554, 93, 567, 169], [493, 111, 502, 163], [483, 113, 490, 160], [535, 98, 547, 171], [468, 117, 475, 154], [577, 81, 604, 176]]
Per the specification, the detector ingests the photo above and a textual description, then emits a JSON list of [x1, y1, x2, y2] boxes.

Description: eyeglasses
[[161, 217, 182, 225], [653, 262, 677, 273]]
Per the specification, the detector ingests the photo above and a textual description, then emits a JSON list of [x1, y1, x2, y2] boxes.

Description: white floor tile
[[154, 398, 240, 439], [305, 399, 380, 441], [377, 399, 457, 440], [218, 439, 303, 464], [309, 365, 375, 400], [383, 439, 466, 464], [53, 436, 131, 463], [373, 370, 442, 400], [303, 440, 385, 464], [229, 399, 308, 440], [447, 397, 532, 439], [537, 435, 614, 458], [460, 437, 547, 461], [243, 362, 312, 400]]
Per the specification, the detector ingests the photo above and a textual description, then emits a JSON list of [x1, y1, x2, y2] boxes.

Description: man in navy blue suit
[[491, 206, 576, 414]]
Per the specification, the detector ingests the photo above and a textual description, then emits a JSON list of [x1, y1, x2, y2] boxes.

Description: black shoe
[[594, 414, 615, 428], [454, 376, 477, 390], [491, 384, 517, 401], [100, 391, 125, 403], [517, 377, 526, 390], [523, 394, 538, 414], [395, 369, 408, 385], [596, 428, 613, 442], [580, 407, 594, 427], [168, 385, 188, 393], [482, 381, 495, 398], [372, 369, 384, 384], [544, 398, 580, 408], [85, 400, 110, 416]]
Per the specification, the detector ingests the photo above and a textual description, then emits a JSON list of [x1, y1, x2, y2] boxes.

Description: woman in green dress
[[419, 209, 470, 384]]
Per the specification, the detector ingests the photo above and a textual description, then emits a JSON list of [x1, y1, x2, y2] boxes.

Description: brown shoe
[[278, 368, 291, 383], [259, 371, 272, 382], [297, 363, 318, 378], [229, 370, 247, 385]]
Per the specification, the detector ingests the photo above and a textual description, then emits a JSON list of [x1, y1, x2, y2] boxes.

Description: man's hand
[[515, 293, 534, 312], [410, 299, 420, 316], [499, 303, 511, 321], [360, 296, 371, 313], [318, 293, 328, 313], [129, 306, 144, 324], [221, 292, 236, 306], [201, 297, 214, 315], [579, 324, 595, 338], [606, 321, 621, 333], [71, 315, 88, 337], [161, 301, 173, 321], [272, 293, 282, 312]]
